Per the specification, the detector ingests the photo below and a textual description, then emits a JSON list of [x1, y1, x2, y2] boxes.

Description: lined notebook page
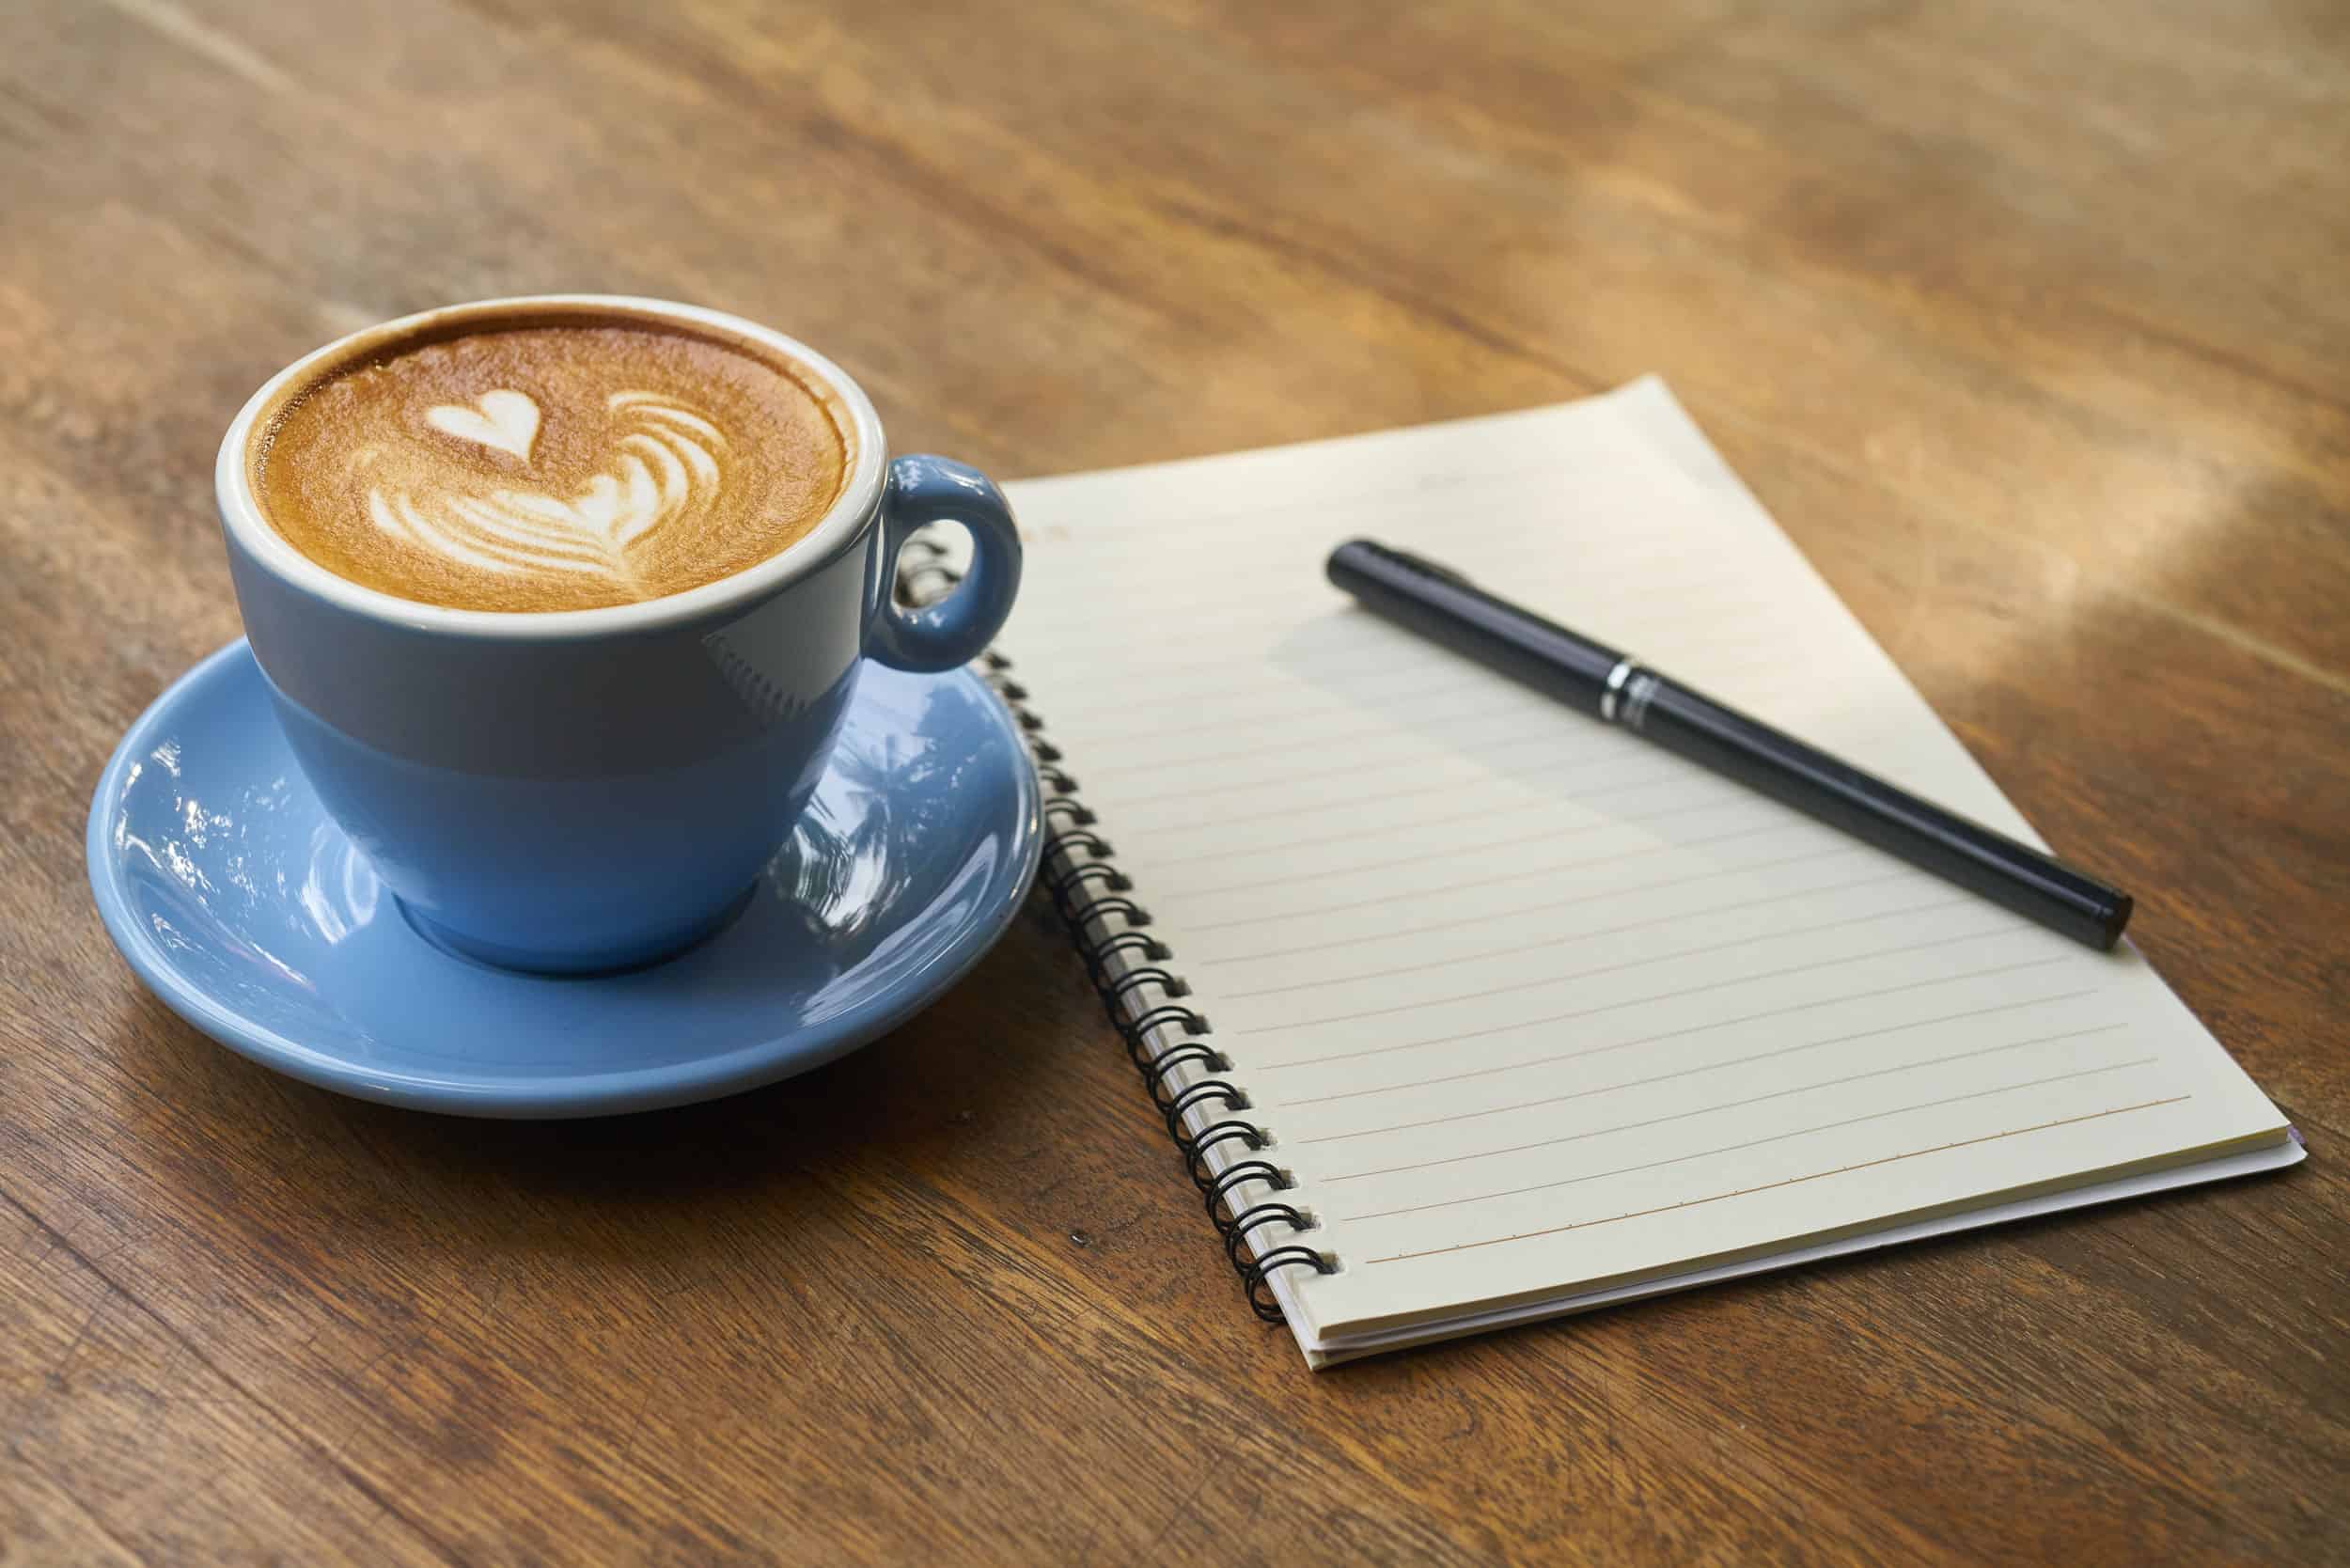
[[991, 378, 2289, 1356]]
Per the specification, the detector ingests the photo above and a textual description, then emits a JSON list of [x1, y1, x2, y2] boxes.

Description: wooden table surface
[[4, 2, 2345, 1562]]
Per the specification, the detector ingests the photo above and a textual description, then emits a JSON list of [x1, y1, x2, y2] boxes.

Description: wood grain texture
[[3, 0, 2345, 1562]]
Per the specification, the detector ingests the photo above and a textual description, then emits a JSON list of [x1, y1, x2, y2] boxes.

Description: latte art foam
[[367, 390, 729, 592], [253, 316, 853, 612]]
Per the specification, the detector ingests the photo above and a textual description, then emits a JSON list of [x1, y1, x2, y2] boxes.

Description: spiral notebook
[[909, 378, 2298, 1368]]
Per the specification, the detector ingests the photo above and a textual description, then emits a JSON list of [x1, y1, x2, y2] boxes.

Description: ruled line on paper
[[1032, 635, 1812, 733], [1223, 899, 1986, 1038], [1043, 513, 1769, 577], [1214, 869, 1919, 1001], [1011, 526, 1797, 629], [1076, 672, 1805, 823], [1361, 1095, 2193, 1262], [994, 571, 1343, 629], [1005, 557, 1781, 643], [1339, 1059, 2166, 1224], [1122, 756, 1594, 841], [1014, 463, 1484, 545], [1009, 507, 1825, 667], [1124, 751, 1644, 841], [1138, 767, 1701, 873], [1109, 729, 1607, 818], [1079, 692, 1562, 779], [1004, 623, 1411, 706], [1008, 452, 1710, 550], [1063, 666, 1510, 748], [1047, 641, 1806, 748], [1007, 488, 1762, 575], [1314, 1027, 2135, 1180], [1024, 612, 1806, 714], [1172, 819, 1799, 933], [1160, 778, 1740, 900], [1249, 951, 2073, 1073], [1185, 844, 1867, 964], [1275, 981, 2101, 1108]]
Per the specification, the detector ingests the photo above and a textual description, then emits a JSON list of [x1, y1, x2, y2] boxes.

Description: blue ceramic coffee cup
[[215, 295, 1021, 973]]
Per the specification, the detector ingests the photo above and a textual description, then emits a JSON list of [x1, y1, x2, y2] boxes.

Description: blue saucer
[[87, 641, 1042, 1118]]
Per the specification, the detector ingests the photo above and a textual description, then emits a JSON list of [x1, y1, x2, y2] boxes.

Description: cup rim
[[214, 294, 890, 641]]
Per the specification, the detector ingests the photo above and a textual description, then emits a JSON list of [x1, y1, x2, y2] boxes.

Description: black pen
[[1325, 539, 2133, 950]]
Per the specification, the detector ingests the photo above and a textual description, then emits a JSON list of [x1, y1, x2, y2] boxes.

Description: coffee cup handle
[[868, 455, 1025, 674]]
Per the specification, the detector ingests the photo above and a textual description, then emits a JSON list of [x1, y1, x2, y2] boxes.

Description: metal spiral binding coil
[[897, 532, 1334, 1324]]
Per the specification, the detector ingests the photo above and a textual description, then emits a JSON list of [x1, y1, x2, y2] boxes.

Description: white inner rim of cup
[[214, 295, 891, 640]]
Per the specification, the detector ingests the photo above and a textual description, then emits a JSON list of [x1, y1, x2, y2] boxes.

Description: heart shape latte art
[[368, 389, 726, 589], [425, 388, 541, 460]]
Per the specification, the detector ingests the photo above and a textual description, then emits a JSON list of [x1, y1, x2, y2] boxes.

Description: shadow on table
[[108, 917, 1064, 1281]]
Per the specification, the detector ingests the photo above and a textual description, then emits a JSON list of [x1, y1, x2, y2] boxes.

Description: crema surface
[[253, 317, 853, 612]]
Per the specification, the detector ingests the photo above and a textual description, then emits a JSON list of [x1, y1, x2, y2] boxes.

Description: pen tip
[[2100, 892, 2134, 949]]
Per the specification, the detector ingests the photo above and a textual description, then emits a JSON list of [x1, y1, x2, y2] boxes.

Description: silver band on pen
[[1600, 656, 1644, 723]]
